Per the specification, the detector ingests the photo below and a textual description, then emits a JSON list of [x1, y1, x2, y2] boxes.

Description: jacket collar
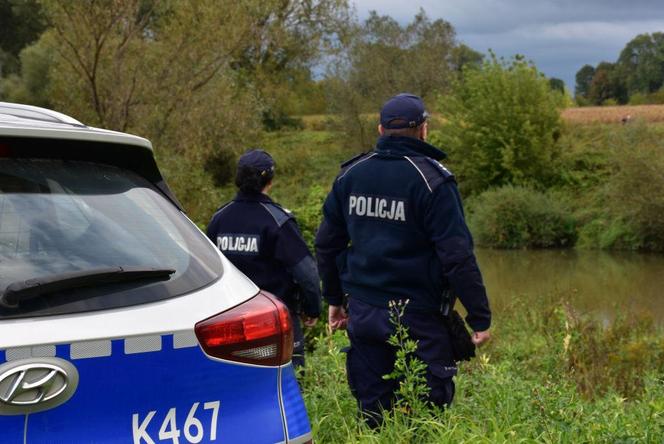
[[374, 135, 447, 160], [234, 191, 273, 203]]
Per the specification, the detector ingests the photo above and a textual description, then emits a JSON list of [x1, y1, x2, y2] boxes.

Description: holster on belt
[[442, 310, 476, 362], [440, 290, 476, 362]]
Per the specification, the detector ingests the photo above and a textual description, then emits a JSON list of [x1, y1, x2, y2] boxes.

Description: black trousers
[[345, 298, 456, 426]]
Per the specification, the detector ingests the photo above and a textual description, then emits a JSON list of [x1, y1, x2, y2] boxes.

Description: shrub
[[604, 123, 664, 251], [468, 185, 576, 248], [434, 55, 566, 195], [574, 122, 664, 252]]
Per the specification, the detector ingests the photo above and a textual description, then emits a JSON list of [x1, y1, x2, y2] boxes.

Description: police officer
[[315, 94, 491, 425], [206, 149, 322, 368]]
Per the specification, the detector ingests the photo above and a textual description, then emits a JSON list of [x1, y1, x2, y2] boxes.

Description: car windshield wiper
[[0, 266, 176, 309]]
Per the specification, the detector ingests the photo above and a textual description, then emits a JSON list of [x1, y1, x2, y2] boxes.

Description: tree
[[588, 62, 627, 105], [575, 64, 595, 99], [0, 0, 46, 75], [549, 77, 565, 94], [325, 9, 462, 148], [617, 32, 664, 96], [0, 34, 53, 106], [228, 0, 350, 127], [348, 9, 457, 105], [435, 55, 566, 195], [450, 44, 484, 74]]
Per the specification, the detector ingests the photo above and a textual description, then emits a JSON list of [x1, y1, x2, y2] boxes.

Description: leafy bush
[[572, 122, 664, 252], [434, 55, 566, 195], [605, 122, 664, 251], [468, 185, 576, 248]]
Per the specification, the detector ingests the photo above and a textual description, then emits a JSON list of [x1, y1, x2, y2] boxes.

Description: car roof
[[0, 102, 152, 151]]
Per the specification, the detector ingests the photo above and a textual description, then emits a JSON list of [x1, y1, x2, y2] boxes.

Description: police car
[[0, 102, 312, 443]]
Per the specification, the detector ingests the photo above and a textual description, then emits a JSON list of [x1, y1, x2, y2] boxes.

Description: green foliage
[[548, 77, 566, 94], [302, 294, 664, 443], [628, 88, 664, 105], [228, 0, 350, 127], [0, 0, 46, 75], [604, 122, 664, 251], [575, 32, 664, 104], [617, 32, 664, 96], [629, 92, 649, 105], [562, 122, 664, 252], [575, 64, 595, 99], [0, 34, 53, 106], [468, 186, 576, 249], [435, 55, 565, 195], [292, 184, 327, 249], [587, 62, 628, 105]]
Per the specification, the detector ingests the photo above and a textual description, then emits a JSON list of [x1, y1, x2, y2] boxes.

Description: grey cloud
[[356, 0, 664, 34]]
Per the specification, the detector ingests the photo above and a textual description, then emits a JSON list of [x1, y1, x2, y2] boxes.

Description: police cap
[[238, 149, 275, 176], [380, 93, 428, 129]]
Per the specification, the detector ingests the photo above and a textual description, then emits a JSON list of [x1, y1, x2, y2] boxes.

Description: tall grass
[[302, 295, 664, 443]]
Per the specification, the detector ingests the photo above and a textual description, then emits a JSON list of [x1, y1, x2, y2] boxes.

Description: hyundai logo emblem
[[0, 357, 79, 415]]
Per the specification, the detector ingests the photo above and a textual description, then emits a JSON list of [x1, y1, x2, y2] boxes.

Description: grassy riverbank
[[301, 295, 664, 443]]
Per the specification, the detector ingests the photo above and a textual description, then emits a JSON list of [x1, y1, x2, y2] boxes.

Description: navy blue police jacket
[[206, 191, 321, 318], [315, 135, 491, 332]]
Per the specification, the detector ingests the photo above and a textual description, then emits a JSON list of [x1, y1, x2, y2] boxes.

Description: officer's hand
[[302, 316, 318, 328], [328, 305, 348, 332], [472, 330, 491, 346]]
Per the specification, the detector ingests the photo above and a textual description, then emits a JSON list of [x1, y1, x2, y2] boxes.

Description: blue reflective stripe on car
[[2, 334, 290, 443], [281, 365, 312, 441]]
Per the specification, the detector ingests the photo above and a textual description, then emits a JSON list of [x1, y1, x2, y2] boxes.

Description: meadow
[[562, 105, 664, 125]]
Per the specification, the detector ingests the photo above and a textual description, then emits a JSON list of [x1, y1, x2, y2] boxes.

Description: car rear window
[[0, 159, 221, 319]]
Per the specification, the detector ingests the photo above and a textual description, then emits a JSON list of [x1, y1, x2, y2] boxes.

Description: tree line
[[575, 32, 664, 106]]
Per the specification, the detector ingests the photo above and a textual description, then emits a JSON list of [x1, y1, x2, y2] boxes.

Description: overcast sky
[[353, 0, 664, 91]]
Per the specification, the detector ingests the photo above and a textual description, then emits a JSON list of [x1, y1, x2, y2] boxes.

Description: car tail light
[[195, 291, 293, 366]]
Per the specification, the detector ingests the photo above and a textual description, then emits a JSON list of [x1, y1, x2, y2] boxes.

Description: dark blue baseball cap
[[380, 93, 428, 129], [238, 149, 275, 176]]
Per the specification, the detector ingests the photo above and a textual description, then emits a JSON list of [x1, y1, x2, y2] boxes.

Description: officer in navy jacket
[[315, 94, 491, 425], [206, 149, 322, 368]]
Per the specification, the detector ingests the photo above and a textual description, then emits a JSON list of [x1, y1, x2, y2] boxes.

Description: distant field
[[302, 105, 664, 128], [562, 104, 664, 124]]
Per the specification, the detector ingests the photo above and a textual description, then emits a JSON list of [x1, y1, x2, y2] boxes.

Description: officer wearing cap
[[315, 93, 491, 425], [206, 149, 322, 368]]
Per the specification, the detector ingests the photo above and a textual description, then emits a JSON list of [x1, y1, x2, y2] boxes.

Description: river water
[[475, 249, 664, 324]]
